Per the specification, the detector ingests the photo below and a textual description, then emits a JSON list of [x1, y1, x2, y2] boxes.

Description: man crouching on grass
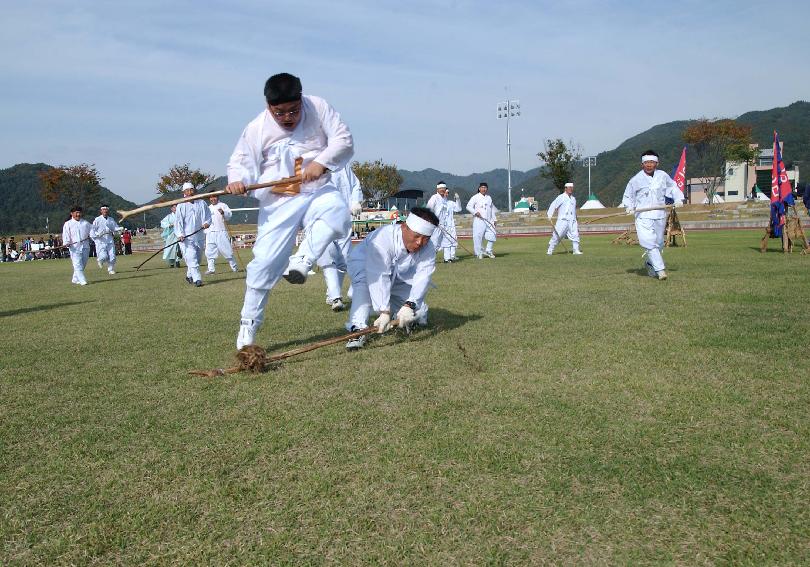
[[345, 207, 439, 350]]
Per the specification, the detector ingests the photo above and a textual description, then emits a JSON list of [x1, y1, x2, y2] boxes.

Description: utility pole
[[582, 156, 596, 199], [496, 99, 520, 212]]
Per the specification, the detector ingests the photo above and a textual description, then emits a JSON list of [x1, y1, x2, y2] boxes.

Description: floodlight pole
[[583, 156, 596, 199], [497, 99, 520, 212]]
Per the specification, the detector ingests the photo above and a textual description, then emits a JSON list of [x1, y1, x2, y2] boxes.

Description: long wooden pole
[[119, 159, 303, 221], [582, 205, 674, 225]]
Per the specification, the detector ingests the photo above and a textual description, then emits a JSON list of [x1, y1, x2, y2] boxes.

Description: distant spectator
[[122, 229, 133, 255], [1, 237, 6, 262]]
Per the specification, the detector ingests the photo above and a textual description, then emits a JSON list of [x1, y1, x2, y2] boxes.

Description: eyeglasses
[[271, 108, 301, 119]]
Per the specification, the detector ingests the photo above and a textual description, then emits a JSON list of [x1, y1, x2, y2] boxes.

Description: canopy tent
[[513, 197, 532, 213], [580, 195, 606, 209], [385, 188, 424, 212]]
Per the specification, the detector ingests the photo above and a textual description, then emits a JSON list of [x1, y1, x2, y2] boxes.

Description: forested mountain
[[3, 101, 808, 233]]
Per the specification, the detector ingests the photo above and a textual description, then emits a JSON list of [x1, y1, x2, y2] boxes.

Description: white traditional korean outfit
[[227, 94, 354, 331], [314, 164, 362, 302], [205, 201, 238, 273], [427, 192, 462, 261], [621, 170, 684, 274], [175, 200, 211, 283], [466, 192, 498, 257], [90, 214, 121, 272], [547, 193, 580, 254], [346, 223, 435, 331], [160, 211, 180, 266], [62, 217, 91, 285]]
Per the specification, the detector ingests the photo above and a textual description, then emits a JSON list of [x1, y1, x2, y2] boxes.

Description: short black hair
[[100, 203, 109, 208], [409, 206, 439, 226], [641, 149, 659, 159], [437, 180, 446, 186], [70, 205, 83, 213], [264, 73, 302, 105], [478, 182, 488, 190]]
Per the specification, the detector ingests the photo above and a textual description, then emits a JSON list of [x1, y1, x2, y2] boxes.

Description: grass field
[[2, 230, 809, 565]]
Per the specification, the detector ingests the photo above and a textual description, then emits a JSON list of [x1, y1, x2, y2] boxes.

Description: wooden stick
[[436, 224, 474, 257], [478, 216, 508, 239], [582, 205, 674, 225], [189, 320, 400, 377], [119, 158, 304, 221], [135, 225, 205, 270]]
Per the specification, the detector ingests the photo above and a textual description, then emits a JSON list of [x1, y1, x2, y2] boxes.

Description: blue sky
[[2, 0, 808, 203]]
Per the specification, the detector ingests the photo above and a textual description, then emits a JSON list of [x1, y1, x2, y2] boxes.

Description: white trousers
[[205, 231, 237, 271], [472, 218, 495, 256], [95, 240, 116, 269], [241, 187, 350, 326], [431, 221, 457, 260], [69, 246, 89, 284], [180, 234, 205, 282], [345, 260, 429, 331], [548, 219, 580, 252], [636, 217, 666, 272], [317, 229, 352, 301]]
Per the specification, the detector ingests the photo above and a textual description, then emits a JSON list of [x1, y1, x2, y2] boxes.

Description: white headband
[[436, 183, 447, 189], [564, 183, 574, 188], [405, 213, 437, 236], [641, 155, 659, 163]]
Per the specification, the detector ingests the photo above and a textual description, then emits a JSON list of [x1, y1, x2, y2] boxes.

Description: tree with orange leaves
[[38, 164, 103, 212], [156, 164, 216, 195]]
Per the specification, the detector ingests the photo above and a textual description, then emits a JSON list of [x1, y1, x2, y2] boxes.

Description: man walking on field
[[62, 206, 92, 285], [226, 72, 354, 349], [90, 204, 123, 274], [426, 181, 462, 262], [175, 182, 211, 287], [547, 183, 582, 255], [466, 182, 498, 259], [621, 149, 684, 280], [204, 195, 239, 274]]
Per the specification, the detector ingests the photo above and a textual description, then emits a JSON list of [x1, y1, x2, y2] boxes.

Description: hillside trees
[[682, 119, 757, 203], [38, 164, 102, 211], [156, 164, 216, 195], [351, 159, 403, 204], [537, 139, 582, 193]]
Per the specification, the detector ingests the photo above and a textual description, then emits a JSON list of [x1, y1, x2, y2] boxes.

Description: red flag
[[673, 146, 686, 195], [771, 131, 794, 204]]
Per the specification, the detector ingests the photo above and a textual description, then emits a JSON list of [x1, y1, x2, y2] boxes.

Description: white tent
[[513, 197, 532, 213], [701, 194, 725, 204], [580, 195, 606, 209]]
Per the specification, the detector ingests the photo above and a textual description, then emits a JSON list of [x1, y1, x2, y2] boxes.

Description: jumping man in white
[[175, 182, 212, 287], [314, 163, 363, 311], [62, 206, 92, 285], [466, 182, 498, 259], [204, 195, 239, 274], [426, 181, 462, 262], [226, 73, 353, 349], [345, 207, 439, 350], [90, 204, 123, 274], [547, 182, 582, 255], [621, 149, 684, 280]]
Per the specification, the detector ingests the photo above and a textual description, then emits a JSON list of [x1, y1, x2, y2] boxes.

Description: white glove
[[373, 312, 392, 334], [454, 193, 460, 200], [625, 207, 635, 215], [396, 304, 416, 331], [350, 202, 363, 216]]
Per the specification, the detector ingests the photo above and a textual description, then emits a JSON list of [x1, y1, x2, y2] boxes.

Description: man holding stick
[[547, 182, 582, 255], [204, 195, 239, 274], [466, 182, 498, 259], [344, 207, 439, 350], [226, 72, 353, 349], [61, 206, 92, 285], [621, 150, 684, 280], [175, 182, 211, 287], [90, 204, 123, 274], [426, 181, 462, 263]]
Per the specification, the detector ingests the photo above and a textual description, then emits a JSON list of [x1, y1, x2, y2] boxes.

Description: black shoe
[[185, 276, 193, 284], [194, 280, 203, 287]]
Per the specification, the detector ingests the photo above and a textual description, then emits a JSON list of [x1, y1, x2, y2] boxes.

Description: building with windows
[[686, 143, 800, 204]]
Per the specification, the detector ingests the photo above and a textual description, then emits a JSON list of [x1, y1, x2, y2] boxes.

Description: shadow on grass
[[90, 273, 161, 285], [0, 300, 95, 318], [748, 246, 798, 254], [199, 275, 246, 287]]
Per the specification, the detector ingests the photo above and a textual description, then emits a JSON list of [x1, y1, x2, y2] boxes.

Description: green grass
[[2, 230, 809, 564]]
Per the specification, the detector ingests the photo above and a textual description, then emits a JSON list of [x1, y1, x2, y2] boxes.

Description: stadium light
[[582, 156, 596, 199], [496, 99, 520, 212]]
